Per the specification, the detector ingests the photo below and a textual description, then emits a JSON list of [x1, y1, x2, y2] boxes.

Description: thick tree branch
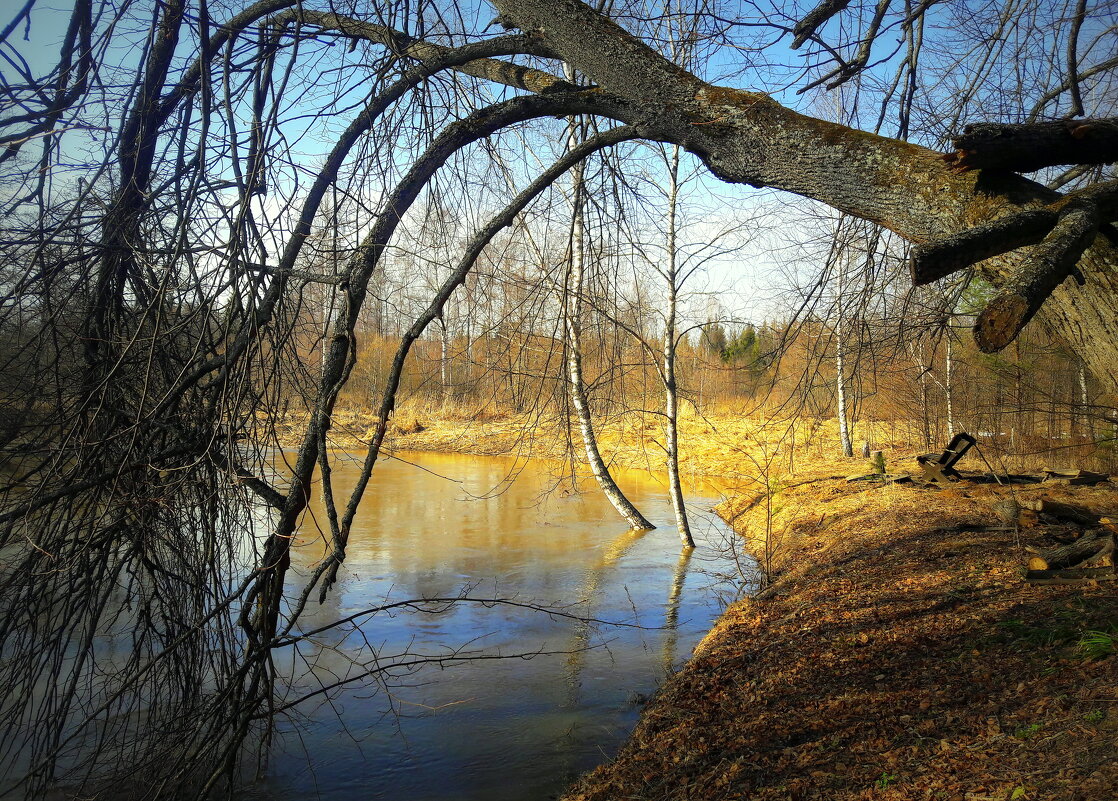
[[944, 118, 1118, 173], [491, 0, 1118, 376], [908, 209, 1054, 285], [791, 0, 852, 49], [909, 179, 1118, 284], [974, 202, 1100, 352]]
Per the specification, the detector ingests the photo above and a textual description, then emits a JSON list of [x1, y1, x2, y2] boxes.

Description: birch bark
[[562, 107, 654, 530]]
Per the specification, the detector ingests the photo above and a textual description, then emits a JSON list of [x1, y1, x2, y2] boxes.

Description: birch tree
[[562, 95, 654, 530]]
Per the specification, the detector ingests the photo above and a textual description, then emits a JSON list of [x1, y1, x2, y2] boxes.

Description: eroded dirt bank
[[563, 479, 1118, 801]]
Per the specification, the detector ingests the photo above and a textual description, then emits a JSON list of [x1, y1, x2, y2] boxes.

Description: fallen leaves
[[563, 480, 1118, 801]]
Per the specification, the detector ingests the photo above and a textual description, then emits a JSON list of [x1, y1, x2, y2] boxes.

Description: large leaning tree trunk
[[492, 0, 1118, 393]]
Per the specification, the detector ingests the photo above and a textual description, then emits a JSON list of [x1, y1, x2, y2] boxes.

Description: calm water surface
[[253, 451, 752, 801]]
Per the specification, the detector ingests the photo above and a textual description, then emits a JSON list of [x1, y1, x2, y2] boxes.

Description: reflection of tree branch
[[274, 594, 648, 648]]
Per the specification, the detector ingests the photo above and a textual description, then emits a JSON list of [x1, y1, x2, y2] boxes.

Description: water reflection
[[255, 451, 752, 801]]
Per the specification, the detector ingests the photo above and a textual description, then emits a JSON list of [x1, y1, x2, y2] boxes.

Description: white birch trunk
[[945, 336, 955, 438], [439, 316, 450, 398], [663, 145, 695, 548], [835, 266, 853, 458], [563, 105, 653, 531]]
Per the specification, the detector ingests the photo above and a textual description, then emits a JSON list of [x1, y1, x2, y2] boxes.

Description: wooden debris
[[1023, 498, 1102, 526], [1026, 533, 1115, 571], [1024, 566, 1118, 585], [1042, 468, 1110, 486], [916, 432, 977, 483]]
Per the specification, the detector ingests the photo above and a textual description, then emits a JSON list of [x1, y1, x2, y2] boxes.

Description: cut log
[[1022, 498, 1101, 526], [1041, 468, 1110, 486], [1026, 533, 1114, 571], [1024, 566, 1118, 585], [845, 472, 913, 484]]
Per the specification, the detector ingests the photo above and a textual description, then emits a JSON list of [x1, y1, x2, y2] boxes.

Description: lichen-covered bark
[[493, 0, 1118, 392]]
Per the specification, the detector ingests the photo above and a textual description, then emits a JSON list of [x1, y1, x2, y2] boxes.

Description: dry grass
[[272, 400, 937, 484]]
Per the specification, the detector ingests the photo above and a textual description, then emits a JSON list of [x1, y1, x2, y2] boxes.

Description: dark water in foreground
[[250, 451, 753, 801]]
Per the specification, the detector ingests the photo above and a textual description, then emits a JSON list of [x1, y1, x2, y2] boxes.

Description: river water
[[251, 451, 752, 801]]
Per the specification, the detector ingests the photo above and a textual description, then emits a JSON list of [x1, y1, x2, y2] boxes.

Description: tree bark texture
[[945, 118, 1118, 173], [493, 0, 1118, 391]]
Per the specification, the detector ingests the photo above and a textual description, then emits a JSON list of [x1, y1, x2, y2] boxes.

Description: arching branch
[[791, 0, 852, 49], [307, 125, 642, 604]]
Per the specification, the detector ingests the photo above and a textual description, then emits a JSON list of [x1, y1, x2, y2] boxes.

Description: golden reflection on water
[[256, 449, 747, 801], [289, 451, 681, 577]]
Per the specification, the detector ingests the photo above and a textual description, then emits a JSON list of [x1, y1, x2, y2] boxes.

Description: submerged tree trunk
[[563, 112, 654, 531], [663, 145, 696, 549]]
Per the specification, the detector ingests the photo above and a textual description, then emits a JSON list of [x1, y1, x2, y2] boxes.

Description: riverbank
[[563, 477, 1118, 801], [272, 404, 910, 483]]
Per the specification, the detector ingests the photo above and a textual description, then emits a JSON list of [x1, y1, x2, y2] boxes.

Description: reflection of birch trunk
[[562, 527, 651, 705], [660, 545, 693, 675], [563, 105, 653, 531], [663, 145, 695, 548]]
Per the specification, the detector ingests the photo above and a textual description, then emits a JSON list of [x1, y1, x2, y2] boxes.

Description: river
[[248, 450, 752, 801]]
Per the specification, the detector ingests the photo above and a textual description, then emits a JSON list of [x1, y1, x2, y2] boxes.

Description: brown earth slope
[[563, 479, 1118, 801]]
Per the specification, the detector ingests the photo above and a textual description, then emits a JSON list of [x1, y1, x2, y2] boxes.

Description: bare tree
[[562, 98, 654, 530]]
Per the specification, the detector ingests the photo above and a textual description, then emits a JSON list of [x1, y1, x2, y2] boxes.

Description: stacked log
[[1017, 498, 1117, 585]]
